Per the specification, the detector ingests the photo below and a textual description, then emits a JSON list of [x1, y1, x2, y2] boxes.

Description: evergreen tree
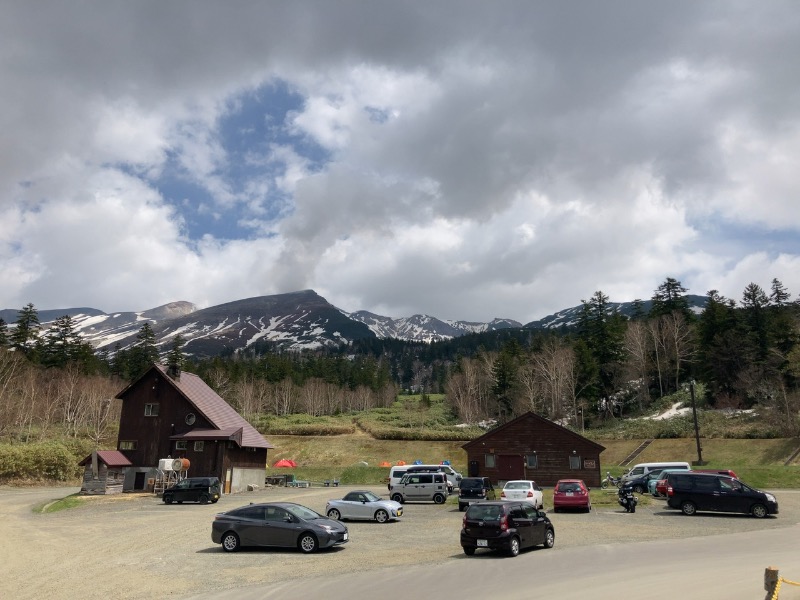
[[127, 322, 160, 379], [165, 334, 186, 374], [769, 278, 790, 306], [741, 282, 770, 360], [578, 291, 627, 412], [0, 318, 7, 346], [41, 315, 83, 368], [649, 277, 691, 319], [10, 303, 41, 358]]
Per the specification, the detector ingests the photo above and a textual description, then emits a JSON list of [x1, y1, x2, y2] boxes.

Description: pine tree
[[10, 303, 41, 359], [649, 277, 691, 319], [127, 322, 160, 379], [578, 291, 627, 412], [0, 318, 8, 346], [41, 315, 83, 368], [769, 278, 790, 306]]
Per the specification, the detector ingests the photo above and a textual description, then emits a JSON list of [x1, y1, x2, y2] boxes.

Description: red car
[[552, 479, 591, 513]]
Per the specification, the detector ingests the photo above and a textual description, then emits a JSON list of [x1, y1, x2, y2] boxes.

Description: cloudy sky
[[2, 2, 800, 324]]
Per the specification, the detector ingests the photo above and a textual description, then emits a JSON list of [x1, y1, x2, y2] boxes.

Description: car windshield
[[505, 481, 531, 490], [286, 504, 321, 520]]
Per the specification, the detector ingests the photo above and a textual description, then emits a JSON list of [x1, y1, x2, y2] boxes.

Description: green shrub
[[0, 441, 83, 482]]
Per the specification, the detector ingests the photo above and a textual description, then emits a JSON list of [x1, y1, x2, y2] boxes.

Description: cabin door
[[497, 455, 524, 481]]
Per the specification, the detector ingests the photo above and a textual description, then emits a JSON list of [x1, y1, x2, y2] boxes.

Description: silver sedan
[[325, 490, 403, 523]]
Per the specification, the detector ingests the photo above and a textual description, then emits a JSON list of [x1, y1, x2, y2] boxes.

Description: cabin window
[[120, 440, 137, 450], [194, 441, 205, 452], [144, 403, 159, 417], [569, 454, 582, 469], [526, 454, 538, 469], [484, 454, 496, 468], [175, 441, 187, 450]]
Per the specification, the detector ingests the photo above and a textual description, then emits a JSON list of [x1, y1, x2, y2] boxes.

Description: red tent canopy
[[273, 459, 297, 468]]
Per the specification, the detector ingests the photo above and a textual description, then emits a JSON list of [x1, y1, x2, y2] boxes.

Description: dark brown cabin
[[462, 412, 605, 487], [78, 450, 132, 495], [115, 363, 273, 493]]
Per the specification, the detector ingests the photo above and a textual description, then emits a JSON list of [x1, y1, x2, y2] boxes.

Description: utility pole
[[690, 380, 705, 465]]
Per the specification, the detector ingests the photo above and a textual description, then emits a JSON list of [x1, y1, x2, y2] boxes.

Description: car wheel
[[543, 528, 555, 549], [374, 509, 389, 523], [221, 532, 240, 552], [459, 504, 466, 512], [681, 501, 697, 516], [633, 485, 645, 494], [751, 503, 768, 519], [199, 494, 209, 504], [463, 546, 475, 556], [391, 493, 404, 504], [552, 507, 559, 513], [298, 533, 318, 554], [327, 508, 341, 520], [433, 493, 445, 504], [508, 536, 520, 557], [586, 503, 592, 513], [163, 496, 172, 505]]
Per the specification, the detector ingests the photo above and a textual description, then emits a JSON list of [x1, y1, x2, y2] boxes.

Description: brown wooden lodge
[[114, 363, 273, 494], [462, 412, 605, 487]]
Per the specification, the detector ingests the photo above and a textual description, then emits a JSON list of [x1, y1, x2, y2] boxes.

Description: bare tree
[[623, 320, 652, 411]]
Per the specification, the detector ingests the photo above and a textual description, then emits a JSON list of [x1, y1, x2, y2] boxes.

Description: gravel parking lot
[[2, 484, 798, 600]]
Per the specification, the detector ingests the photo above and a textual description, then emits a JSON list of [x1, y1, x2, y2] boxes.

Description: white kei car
[[500, 480, 544, 509]]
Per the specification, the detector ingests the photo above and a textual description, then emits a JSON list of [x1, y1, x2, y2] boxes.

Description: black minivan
[[458, 477, 496, 511], [163, 477, 221, 504], [665, 472, 778, 518]]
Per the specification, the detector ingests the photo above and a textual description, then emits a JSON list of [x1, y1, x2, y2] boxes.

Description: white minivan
[[622, 461, 691, 481], [387, 464, 462, 491]]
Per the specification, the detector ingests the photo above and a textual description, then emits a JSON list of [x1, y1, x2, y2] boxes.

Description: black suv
[[666, 472, 778, 518], [458, 476, 496, 511], [461, 501, 555, 557], [163, 477, 221, 504]]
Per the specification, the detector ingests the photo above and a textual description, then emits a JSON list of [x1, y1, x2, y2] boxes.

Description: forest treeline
[[1, 276, 799, 444]]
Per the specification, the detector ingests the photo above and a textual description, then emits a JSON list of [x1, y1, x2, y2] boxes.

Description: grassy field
[[264, 431, 800, 489]]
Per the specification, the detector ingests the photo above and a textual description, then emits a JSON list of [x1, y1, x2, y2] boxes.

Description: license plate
[[343, 532, 348, 541], [477, 539, 488, 547], [566, 492, 574, 496]]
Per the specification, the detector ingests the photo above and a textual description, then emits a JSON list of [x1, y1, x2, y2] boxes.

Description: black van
[[665, 472, 778, 518], [162, 477, 221, 504]]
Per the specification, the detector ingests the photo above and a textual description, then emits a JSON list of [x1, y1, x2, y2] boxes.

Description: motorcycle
[[601, 471, 623, 489], [618, 487, 638, 513]]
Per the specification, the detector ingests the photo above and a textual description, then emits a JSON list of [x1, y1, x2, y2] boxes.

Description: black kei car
[[460, 501, 555, 557], [162, 477, 221, 504], [212, 502, 349, 553]]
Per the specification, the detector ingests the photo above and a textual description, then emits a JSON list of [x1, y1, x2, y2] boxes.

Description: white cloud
[[2, 2, 800, 321]]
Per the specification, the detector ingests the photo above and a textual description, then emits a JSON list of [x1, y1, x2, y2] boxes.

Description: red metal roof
[[151, 364, 272, 449], [79, 450, 133, 467]]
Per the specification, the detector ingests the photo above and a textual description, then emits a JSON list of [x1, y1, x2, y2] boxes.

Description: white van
[[387, 464, 462, 491], [622, 461, 691, 481], [387, 465, 411, 491]]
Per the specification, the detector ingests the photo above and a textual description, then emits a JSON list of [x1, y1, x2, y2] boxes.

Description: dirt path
[[2, 485, 798, 600]]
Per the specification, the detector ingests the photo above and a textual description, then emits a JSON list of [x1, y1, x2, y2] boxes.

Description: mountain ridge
[[1, 290, 707, 357]]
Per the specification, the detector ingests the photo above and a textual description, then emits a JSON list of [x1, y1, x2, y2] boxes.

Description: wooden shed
[[79, 450, 132, 495], [462, 412, 605, 487]]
